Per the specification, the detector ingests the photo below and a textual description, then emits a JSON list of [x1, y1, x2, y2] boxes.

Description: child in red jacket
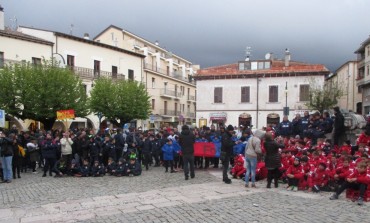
[[231, 154, 246, 179], [330, 161, 370, 205], [332, 157, 353, 185], [286, 157, 304, 192], [308, 162, 329, 192]]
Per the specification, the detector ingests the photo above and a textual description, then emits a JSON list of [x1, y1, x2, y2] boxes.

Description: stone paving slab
[[0, 167, 369, 222]]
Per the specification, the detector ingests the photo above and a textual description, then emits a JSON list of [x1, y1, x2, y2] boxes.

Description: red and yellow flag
[[56, 110, 75, 120]]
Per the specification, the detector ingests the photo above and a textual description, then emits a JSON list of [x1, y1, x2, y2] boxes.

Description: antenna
[[265, 53, 271, 60], [70, 24, 74, 35], [10, 16, 18, 30], [245, 46, 252, 61]]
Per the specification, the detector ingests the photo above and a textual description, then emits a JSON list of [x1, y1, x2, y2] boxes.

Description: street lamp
[[284, 81, 289, 116], [97, 112, 102, 131]]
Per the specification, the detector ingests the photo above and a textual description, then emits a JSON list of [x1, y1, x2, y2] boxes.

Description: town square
[[1, 1, 370, 222]]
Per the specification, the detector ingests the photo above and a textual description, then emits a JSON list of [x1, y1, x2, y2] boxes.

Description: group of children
[[265, 132, 370, 205], [52, 156, 142, 177]]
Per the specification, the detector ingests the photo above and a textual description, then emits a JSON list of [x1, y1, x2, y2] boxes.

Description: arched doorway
[[357, 102, 362, 114], [267, 113, 280, 127], [239, 113, 252, 128]]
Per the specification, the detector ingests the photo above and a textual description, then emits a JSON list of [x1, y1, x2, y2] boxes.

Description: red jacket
[[356, 133, 370, 146], [334, 165, 353, 180], [309, 168, 329, 187], [302, 163, 314, 175], [281, 156, 295, 169], [339, 145, 352, 155], [347, 169, 370, 185], [286, 164, 304, 179]]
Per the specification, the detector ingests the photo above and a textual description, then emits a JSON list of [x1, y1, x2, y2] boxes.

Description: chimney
[[0, 5, 4, 30], [83, 33, 90, 40], [284, 48, 291, 67]]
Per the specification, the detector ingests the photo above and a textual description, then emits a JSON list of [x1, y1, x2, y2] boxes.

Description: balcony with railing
[[159, 109, 181, 116], [69, 66, 125, 80], [358, 59, 365, 68], [186, 112, 195, 118], [160, 89, 183, 99], [144, 63, 195, 84], [187, 95, 196, 102]]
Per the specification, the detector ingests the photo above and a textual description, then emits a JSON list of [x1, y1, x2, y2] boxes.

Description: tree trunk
[[40, 118, 56, 131]]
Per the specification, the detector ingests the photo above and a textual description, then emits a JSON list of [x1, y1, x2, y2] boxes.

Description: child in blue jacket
[[162, 139, 176, 173]]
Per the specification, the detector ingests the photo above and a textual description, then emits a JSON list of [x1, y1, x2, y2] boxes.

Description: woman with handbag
[[244, 129, 265, 188]]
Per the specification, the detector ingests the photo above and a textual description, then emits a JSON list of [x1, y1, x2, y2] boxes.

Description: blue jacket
[[278, 120, 293, 137], [162, 143, 175, 160]]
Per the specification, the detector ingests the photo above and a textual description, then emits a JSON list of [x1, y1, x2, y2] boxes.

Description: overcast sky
[[1, 0, 369, 71]]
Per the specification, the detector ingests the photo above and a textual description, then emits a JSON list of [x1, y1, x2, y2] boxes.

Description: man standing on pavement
[[179, 125, 195, 180], [221, 125, 236, 184], [333, 106, 346, 147]]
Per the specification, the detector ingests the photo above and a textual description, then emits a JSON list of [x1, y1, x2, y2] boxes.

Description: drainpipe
[[256, 75, 259, 129]]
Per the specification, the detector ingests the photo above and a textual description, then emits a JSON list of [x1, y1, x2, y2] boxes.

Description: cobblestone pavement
[[0, 166, 369, 223]]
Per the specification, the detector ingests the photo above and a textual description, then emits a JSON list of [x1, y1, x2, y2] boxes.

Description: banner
[[56, 110, 75, 120], [0, 110, 4, 128], [194, 142, 221, 158]]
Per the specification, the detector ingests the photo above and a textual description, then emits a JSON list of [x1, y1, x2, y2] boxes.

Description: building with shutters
[[195, 51, 330, 129], [94, 25, 198, 129]]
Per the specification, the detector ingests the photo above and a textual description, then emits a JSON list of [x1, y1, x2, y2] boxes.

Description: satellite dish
[[265, 53, 271, 60]]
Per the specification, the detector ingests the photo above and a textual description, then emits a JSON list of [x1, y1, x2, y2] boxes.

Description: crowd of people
[[1, 106, 369, 206]]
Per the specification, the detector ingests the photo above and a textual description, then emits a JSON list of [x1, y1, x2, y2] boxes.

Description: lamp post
[[52, 53, 66, 67], [97, 112, 102, 131], [284, 81, 289, 116]]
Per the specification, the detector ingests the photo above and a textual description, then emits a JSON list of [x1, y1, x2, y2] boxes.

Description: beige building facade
[[0, 28, 54, 130], [94, 25, 198, 130], [17, 26, 145, 130], [326, 61, 362, 113], [356, 36, 370, 115]]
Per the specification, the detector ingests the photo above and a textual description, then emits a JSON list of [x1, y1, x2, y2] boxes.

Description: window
[[299, 85, 310, 101], [151, 99, 155, 110], [214, 87, 223, 103], [269, 85, 278, 102], [175, 103, 178, 115], [0, 52, 4, 68], [112, 66, 117, 79], [152, 78, 155, 88], [128, 69, 134, 80], [164, 101, 168, 115], [367, 65, 370, 76], [166, 66, 170, 75], [358, 86, 362, 93], [241, 86, 250, 103], [94, 60, 100, 76], [187, 104, 190, 112], [182, 104, 185, 112], [67, 55, 75, 67], [32, 57, 41, 65]]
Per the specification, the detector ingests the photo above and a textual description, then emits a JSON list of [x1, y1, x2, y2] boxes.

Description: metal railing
[[144, 63, 195, 84], [69, 66, 125, 80], [159, 109, 181, 116], [187, 95, 196, 101], [186, 112, 195, 118], [160, 89, 183, 98]]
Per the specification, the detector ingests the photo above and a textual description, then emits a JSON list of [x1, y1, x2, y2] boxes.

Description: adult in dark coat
[[264, 132, 285, 188], [41, 133, 57, 177], [179, 125, 196, 180], [221, 125, 236, 184], [333, 106, 346, 147]]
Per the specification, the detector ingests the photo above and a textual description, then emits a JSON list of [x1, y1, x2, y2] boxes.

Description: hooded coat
[[178, 126, 195, 156]]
